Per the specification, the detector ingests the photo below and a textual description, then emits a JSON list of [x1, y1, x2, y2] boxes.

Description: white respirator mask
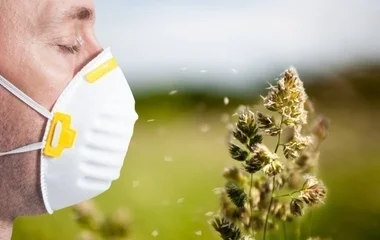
[[0, 48, 138, 213]]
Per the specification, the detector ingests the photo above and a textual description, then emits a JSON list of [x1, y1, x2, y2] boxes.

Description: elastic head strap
[[0, 142, 44, 157], [0, 75, 53, 119]]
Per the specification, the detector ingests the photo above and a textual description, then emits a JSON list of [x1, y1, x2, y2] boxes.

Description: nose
[[74, 35, 103, 75], [86, 41, 103, 62]]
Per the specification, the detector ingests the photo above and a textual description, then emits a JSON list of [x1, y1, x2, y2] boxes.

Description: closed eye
[[57, 44, 81, 54]]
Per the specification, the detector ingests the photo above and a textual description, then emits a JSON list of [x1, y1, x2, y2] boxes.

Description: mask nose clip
[[44, 112, 77, 158]]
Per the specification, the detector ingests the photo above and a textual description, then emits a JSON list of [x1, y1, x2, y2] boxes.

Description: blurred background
[[12, 0, 380, 239]]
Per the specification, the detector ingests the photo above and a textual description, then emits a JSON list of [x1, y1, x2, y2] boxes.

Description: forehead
[[47, 0, 95, 9], [42, 0, 95, 23]]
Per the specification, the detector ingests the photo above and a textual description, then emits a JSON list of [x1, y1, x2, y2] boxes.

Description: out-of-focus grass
[[12, 76, 380, 240]]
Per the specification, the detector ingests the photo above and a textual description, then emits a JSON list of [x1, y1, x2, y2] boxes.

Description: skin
[[0, 0, 102, 238]]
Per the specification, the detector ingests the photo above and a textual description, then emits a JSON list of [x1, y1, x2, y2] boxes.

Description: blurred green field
[[11, 71, 380, 240]]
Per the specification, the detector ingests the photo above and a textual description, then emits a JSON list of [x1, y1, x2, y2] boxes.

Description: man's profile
[[0, 1, 137, 239]]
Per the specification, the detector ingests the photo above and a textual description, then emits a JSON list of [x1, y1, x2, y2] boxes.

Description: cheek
[[25, 42, 77, 110]]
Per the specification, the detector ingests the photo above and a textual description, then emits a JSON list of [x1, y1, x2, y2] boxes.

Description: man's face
[[0, 0, 102, 217]]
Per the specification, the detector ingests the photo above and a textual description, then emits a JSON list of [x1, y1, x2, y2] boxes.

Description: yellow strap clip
[[44, 112, 77, 158], [85, 57, 118, 83]]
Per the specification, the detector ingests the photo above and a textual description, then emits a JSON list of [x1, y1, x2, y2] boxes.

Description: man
[[0, 1, 136, 239]]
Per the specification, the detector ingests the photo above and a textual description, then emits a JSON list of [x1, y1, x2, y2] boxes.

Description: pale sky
[[94, 0, 380, 91]]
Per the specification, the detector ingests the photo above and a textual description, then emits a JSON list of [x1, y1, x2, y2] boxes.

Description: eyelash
[[58, 44, 81, 54]]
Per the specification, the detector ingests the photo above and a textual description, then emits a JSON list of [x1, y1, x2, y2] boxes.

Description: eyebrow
[[64, 6, 95, 21]]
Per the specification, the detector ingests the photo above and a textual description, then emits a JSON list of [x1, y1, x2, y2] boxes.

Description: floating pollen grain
[[147, 119, 155, 122], [212, 187, 223, 195], [224, 97, 230, 105], [177, 198, 185, 204], [220, 113, 230, 123], [205, 211, 214, 217], [132, 180, 140, 188], [151, 230, 159, 237], [200, 124, 210, 133], [195, 230, 202, 236], [169, 90, 178, 95]]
